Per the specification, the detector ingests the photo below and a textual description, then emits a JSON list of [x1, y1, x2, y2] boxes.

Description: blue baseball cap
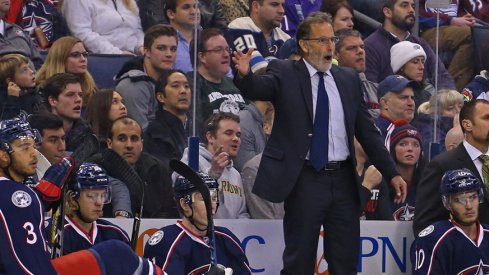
[[377, 75, 418, 100]]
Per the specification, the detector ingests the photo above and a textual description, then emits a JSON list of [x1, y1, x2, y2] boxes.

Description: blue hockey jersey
[[280, 0, 321, 37], [0, 177, 58, 274], [412, 219, 489, 274], [46, 216, 130, 256], [226, 17, 291, 73], [144, 220, 251, 275]]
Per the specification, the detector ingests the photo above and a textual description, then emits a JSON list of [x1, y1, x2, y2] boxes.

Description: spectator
[[218, 0, 248, 24], [414, 99, 489, 236], [335, 28, 379, 117], [165, 0, 201, 73], [390, 41, 433, 109], [226, 0, 290, 73], [445, 126, 464, 151], [187, 28, 246, 122], [234, 101, 273, 171], [107, 116, 178, 218], [413, 89, 464, 154], [418, 0, 475, 91], [281, 0, 321, 37], [199, 0, 227, 29], [0, 0, 42, 68], [36, 36, 98, 108], [241, 106, 284, 219], [320, 0, 353, 31], [387, 123, 426, 221], [49, 163, 130, 256], [61, 0, 144, 55], [175, 112, 250, 219], [144, 69, 190, 167], [41, 73, 99, 161], [0, 54, 42, 119], [115, 24, 178, 130], [463, 42, 489, 101], [28, 113, 66, 177], [375, 75, 417, 149], [364, 0, 455, 90], [85, 89, 127, 148]]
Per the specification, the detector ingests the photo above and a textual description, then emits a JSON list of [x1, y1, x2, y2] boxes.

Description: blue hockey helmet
[[0, 117, 40, 154], [174, 171, 220, 208], [440, 168, 484, 209], [70, 163, 111, 204]]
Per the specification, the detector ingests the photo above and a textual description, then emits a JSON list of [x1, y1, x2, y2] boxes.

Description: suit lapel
[[456, 145, 482, 181], [296, 59, 314, 121]]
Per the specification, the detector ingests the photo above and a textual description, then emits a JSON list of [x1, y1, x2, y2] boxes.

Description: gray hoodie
[[174, 144, 250, 219]]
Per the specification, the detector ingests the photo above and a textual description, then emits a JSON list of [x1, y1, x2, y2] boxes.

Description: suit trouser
[[421, 26, 474, 91], [281, 162, 360, 275]]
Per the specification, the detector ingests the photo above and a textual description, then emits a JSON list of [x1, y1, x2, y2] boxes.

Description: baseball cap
[[377, 75, 418, 100]]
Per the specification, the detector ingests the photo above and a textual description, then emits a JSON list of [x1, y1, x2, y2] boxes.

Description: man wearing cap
[[375, 74, 417, 150], [414, 99, 489, 236]]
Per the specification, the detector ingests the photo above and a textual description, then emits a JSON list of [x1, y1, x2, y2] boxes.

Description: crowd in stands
[[2, 0, 489, 239]]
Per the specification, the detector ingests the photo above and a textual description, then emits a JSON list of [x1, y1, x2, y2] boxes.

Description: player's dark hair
[[190, 28, 224, 67], [40, 73, 82, 111], [154, 69, 186, 102], [296, 12, 333, 56], [144, 24, 178, 49], [459, 99, 489, 133], [28, 113, 63, 136], [203, 112, 240, 145]]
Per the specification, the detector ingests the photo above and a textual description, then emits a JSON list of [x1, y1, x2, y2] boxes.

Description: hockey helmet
[[174, 171, 220, 207], [440, 168, 484, 209], [0, 117, 40, 154], [70, 162, 111, 204]]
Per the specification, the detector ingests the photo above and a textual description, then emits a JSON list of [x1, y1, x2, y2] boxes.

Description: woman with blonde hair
[[412, 89, 464, 154], [36, 36, 98, 107], [60, 0, 144, 55]]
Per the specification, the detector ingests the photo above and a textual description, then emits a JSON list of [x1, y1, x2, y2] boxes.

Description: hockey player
[[144, 172, 252, 274], [48, 162, 131, 255], [0, 117, 161, 274], [412, 168, 489, 274]]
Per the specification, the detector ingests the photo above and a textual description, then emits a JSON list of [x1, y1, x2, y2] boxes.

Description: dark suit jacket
[[413, 143, 489, 236], [234, 59, 399, 203]]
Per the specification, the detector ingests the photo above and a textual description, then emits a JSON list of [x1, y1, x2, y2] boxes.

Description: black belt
[[306, 159, 350, 171]]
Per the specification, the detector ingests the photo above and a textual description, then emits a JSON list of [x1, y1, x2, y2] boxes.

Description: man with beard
[[233, 11, 406, 274], [414, 99, 489, 236], [412, 169, 489, 274], [364, 0, 455, 90], [226, 0, 291, 73]]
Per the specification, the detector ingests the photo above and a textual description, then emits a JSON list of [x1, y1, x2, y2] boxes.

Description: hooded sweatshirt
[[175, 144, 250, 219]]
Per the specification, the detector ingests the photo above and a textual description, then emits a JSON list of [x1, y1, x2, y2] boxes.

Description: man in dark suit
[[233, 12, 407, 275], [414, 99, 489, 236]]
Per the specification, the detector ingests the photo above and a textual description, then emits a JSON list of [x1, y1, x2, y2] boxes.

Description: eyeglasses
[[68, 51, 89, 59], [202, 47, 233, 55], [303, 36, 339, 45]]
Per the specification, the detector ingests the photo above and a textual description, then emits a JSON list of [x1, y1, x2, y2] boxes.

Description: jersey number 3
[[23, 222, 38, 244]]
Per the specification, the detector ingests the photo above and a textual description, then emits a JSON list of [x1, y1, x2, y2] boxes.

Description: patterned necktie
[[310, 72, 329, 171], [478, 155, 489, 191]]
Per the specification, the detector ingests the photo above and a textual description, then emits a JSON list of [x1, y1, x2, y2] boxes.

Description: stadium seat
[[87, 54, 133, 88]]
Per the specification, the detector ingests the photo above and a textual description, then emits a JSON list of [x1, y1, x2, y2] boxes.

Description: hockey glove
[[36, 156, 74, 202]]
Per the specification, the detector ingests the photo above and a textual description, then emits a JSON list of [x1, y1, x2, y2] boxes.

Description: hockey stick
[[100, 149, 145, 250], [170, 160, 224, 273], [50, 185, 67, 259]]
